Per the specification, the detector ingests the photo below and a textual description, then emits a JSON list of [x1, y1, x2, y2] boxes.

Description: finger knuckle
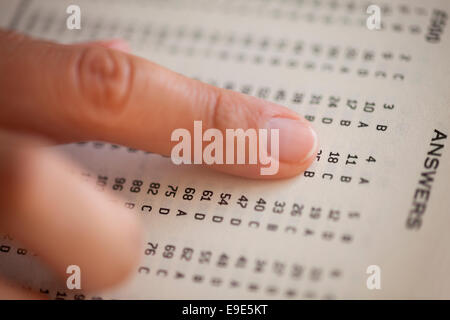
[[74, 46, 134, 121], [204, 85, 256, 130], [202, 84, 228, 129]]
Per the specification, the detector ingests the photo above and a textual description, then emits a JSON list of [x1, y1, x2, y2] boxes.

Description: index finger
[[0, 30, 317, 179]]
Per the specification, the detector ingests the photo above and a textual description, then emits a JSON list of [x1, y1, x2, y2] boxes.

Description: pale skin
[[0, 30, 318, 299]]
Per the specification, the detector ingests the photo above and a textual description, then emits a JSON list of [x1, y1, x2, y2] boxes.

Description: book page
[[0, 0, 449, 299]]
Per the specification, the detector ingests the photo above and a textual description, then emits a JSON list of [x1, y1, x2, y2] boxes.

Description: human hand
[[0, 30, 317, 298]]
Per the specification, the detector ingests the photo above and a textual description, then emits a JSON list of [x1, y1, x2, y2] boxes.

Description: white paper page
[[0, 0, 449, 299]]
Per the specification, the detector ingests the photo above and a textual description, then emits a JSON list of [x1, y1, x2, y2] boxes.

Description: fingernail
[[265, 118, 317, 163]]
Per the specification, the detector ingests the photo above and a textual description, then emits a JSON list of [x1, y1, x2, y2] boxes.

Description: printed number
[[145, 242, 158, 256], [218, 193, 231, 205], [254, 198, 266, 212], [147, 182, 160, 195], [183, 188, 195, 200], [165, 185, 178, 197], [272, 201, 286, 214], [163, 245, 175, 259], [237, 195, 248, 208], [112, 177, 126, 191], [200, 190, 213, 201], [130, 179, 143, 193]]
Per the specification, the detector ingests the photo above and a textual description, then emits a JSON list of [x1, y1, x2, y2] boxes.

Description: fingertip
[[53, 177, 144, 292], [265, 117, 318, 165], [79, 203, 143, 291], [204, 91, 319, 180], [1, 145, 143, 293]]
